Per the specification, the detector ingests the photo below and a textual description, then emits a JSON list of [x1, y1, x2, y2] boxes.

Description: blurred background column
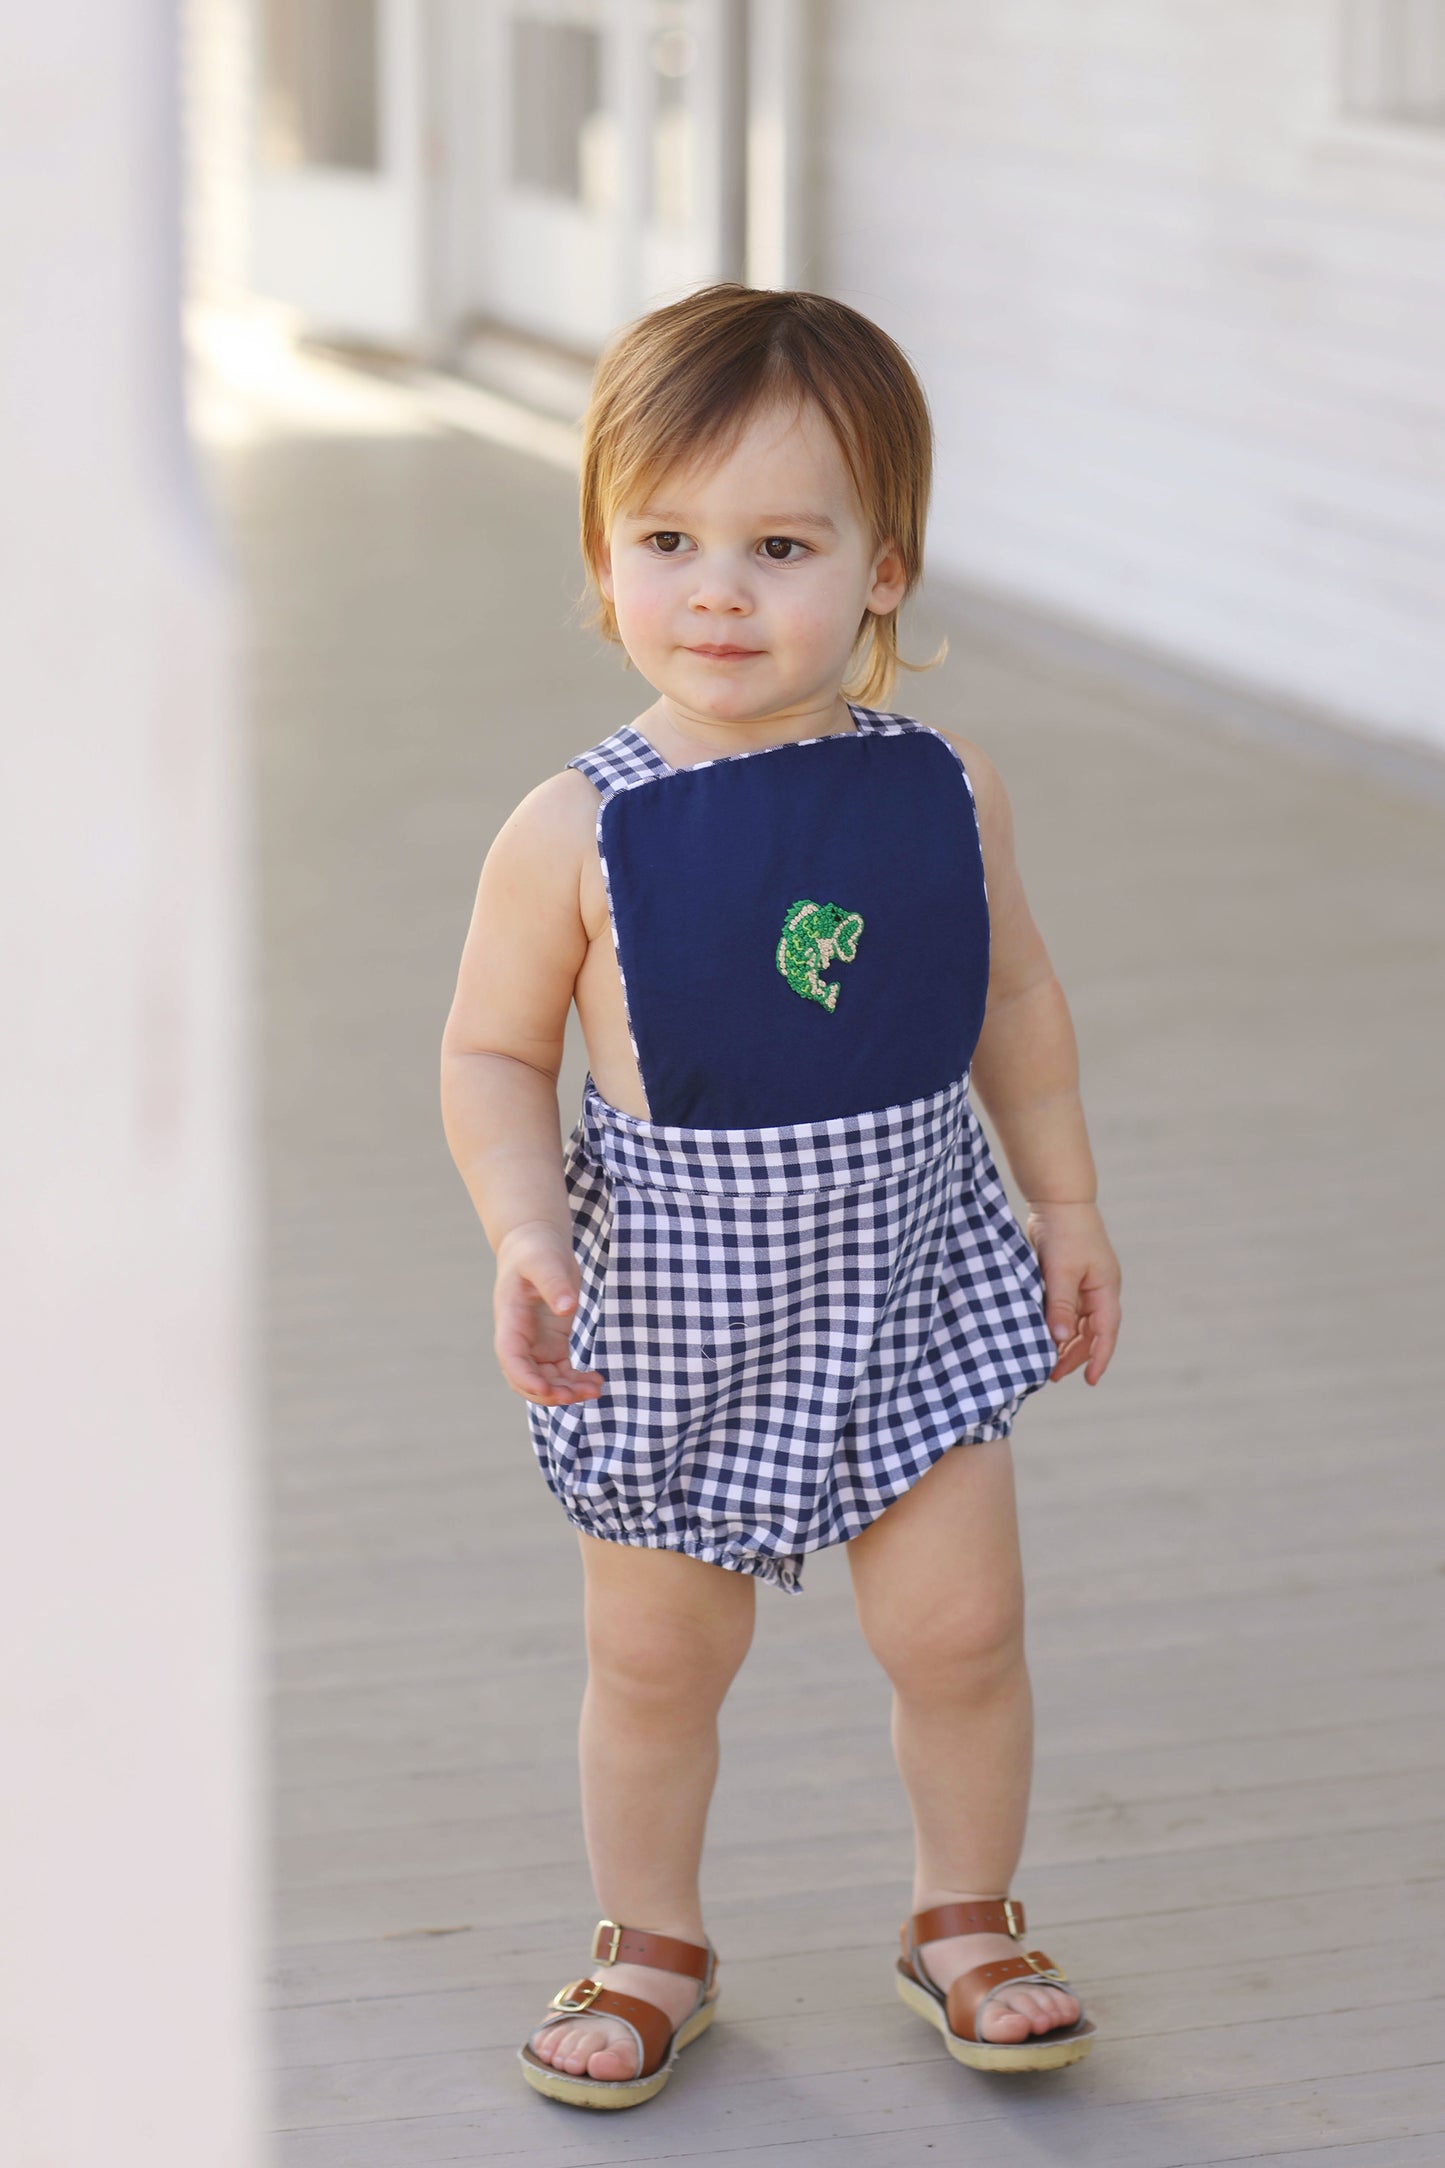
[[746, 0, 808, 288], [0, 7, 263, 2165]]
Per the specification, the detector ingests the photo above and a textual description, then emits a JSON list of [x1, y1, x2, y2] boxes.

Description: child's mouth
[[688, 645, 763, 660]]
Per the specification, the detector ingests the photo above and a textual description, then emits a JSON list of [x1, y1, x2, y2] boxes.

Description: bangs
[[608, 376, 854, 528]]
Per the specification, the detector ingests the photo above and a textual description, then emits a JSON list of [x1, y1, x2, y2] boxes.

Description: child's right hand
[[493, 1222, 605, 1407]]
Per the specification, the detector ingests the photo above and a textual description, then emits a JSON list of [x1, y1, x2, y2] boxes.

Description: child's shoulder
[[504, 760, 600, 825], [487, 716, 659, 868], [485, 763, 600, 885]]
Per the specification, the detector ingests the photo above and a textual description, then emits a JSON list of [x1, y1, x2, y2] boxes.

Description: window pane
[[260, 0, 380, 172], [509, 18, 607, 202]]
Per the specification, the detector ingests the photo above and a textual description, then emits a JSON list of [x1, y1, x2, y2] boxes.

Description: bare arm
[[944, 731, 1122, 1386], [440, 767, 605, 1405]]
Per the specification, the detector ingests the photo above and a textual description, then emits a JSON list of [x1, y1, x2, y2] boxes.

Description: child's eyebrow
[[757, 512, 840, 535], [630, 508, 840, 535]]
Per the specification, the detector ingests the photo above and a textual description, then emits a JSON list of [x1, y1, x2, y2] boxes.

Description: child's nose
[[686, 561, 752, 613]]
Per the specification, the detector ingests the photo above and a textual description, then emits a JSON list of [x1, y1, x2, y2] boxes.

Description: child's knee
[[586, 1608, 750, 1710], [582, 1552, 754, 1707], [863, 1583, 1025, 1695]]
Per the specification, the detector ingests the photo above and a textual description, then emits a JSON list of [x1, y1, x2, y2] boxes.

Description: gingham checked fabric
[[525, 708, 1058, 1593]]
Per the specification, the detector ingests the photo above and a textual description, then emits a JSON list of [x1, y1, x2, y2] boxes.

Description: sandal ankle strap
[[908, 1896, 1026, 1945], [590, 1917, 714, 1982]]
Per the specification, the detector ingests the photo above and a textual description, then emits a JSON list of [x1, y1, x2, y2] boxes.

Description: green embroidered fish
[[776, 899, 865, 1013]]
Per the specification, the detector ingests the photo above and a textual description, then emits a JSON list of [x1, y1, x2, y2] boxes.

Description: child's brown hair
[[579, 284, 943, 708]]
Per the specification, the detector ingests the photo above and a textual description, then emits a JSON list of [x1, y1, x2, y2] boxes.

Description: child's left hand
[[1025, 1201, 1122, 1386]]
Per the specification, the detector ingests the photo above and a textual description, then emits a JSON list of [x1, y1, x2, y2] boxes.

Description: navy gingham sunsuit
[[527, 705, 1057, 1593]]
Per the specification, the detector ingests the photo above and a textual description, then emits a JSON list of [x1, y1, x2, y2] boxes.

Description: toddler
[[440, 284, 1122, 2110]]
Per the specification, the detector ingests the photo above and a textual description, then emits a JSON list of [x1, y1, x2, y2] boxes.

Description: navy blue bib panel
[[598, 725, 990, 1127]]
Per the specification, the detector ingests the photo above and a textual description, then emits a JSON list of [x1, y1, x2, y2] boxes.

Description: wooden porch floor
[[198, 351, 1445, 2166]]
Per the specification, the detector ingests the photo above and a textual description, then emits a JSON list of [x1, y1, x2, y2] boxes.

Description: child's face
[[599, 396, 907, 726]]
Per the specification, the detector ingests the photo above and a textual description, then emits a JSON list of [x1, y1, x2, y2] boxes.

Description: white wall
[[0, 8, 263, 2163], [813, 0, 1445, 757]]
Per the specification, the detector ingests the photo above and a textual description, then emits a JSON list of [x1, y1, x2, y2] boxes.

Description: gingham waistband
[[579, 1072, 973, 1198]]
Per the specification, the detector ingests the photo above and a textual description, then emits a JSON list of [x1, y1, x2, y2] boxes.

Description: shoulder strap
[[574, 708, 920, 788], [567, 722, 670, 800], [846, 700, 923, 738]]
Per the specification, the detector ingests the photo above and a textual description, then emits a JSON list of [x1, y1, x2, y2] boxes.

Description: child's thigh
[[577, 1531, 757, 1689], [846, 1440, 1025, 1678]]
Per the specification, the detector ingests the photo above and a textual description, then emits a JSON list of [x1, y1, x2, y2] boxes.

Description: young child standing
[[440, 285, 1121, 2111]]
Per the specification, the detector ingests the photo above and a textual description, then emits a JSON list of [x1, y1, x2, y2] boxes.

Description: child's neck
[[643, 690, 857, 768]]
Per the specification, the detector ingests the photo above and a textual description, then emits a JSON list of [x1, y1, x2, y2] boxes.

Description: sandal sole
[[896, 1967, 1096, 2071], [518, 1992, 718, 2109]]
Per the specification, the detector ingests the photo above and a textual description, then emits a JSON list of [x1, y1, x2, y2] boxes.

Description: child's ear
[[866, 536, 908, 615], [598, 541, 614, 602]]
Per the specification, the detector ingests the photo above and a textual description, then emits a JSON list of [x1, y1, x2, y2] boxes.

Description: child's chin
[[671, 673, 778, 717]]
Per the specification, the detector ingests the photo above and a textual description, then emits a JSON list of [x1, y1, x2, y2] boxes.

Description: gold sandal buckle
[[591, 1919, 622, 1966], [551, 1976, 601, 2011], [1002, 1898, 1024, 1938]]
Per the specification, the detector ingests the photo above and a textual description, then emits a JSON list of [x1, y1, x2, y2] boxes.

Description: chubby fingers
[[1081, 1283, 1122, 1384], [1044, 1288, 1079, 1359], [1048, 1327, 1089, 1383], [496, 1331, 605, 1404], [1044, 1266, 1126, 1387], [511, 1359, 606, 1406], [1045, 1285, 1121, 1385], [495, 1295, 604, 1404]]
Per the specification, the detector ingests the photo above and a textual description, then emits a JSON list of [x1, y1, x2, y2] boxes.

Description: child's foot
[[529, 1958, 706, 2082], [916, 1923, 1081, 2042]]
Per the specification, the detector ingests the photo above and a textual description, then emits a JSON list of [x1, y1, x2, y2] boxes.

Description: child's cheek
[[786, 589, 849, 667], [613, 564, 667, 654]]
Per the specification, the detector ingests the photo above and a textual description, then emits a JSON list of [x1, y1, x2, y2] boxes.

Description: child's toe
[[555, 2023, 598, 2070], [1025, 1987, 1079, 2032], [533, 2019, 583, 2066], [979, 1997, 1032, 2038], [586, 2037, 640, 2080], [532, 2016, 639, 2079], [979, 1984, 1080, 2037]]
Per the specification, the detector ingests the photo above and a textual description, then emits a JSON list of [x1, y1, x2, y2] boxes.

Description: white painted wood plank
[[270, 1766, 1445, 1904], [267, 2064, 1445, 2168], [272, 1706, 1442, 1839], [270, 2004, 1445, 2146], [265, 1873, 1445, 2021], [1196, 2143, 1445, 2168], [267, 1816, 1445, 1950], [269, 1927, 1445, 2075]]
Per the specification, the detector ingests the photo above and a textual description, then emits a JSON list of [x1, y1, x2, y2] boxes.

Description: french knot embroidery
[[775, 899, 865, 1013]]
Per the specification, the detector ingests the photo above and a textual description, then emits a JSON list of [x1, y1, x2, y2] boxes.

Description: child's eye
[[647, 531, 689, 554], [760, 536, 807, 562]]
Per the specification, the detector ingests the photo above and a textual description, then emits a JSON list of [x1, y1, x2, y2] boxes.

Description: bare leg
[[529, 1533, 755, 2081], [847, 1440, 1080, 2041]]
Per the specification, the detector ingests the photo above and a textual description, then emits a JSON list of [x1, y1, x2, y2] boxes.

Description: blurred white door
[[250, 0, 428, 343], [455, 0, 744, 350]]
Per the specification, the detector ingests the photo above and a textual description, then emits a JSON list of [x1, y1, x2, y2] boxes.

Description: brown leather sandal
[[518, 1918, 721, 2109], [896, 1897, 1097, 2071]]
